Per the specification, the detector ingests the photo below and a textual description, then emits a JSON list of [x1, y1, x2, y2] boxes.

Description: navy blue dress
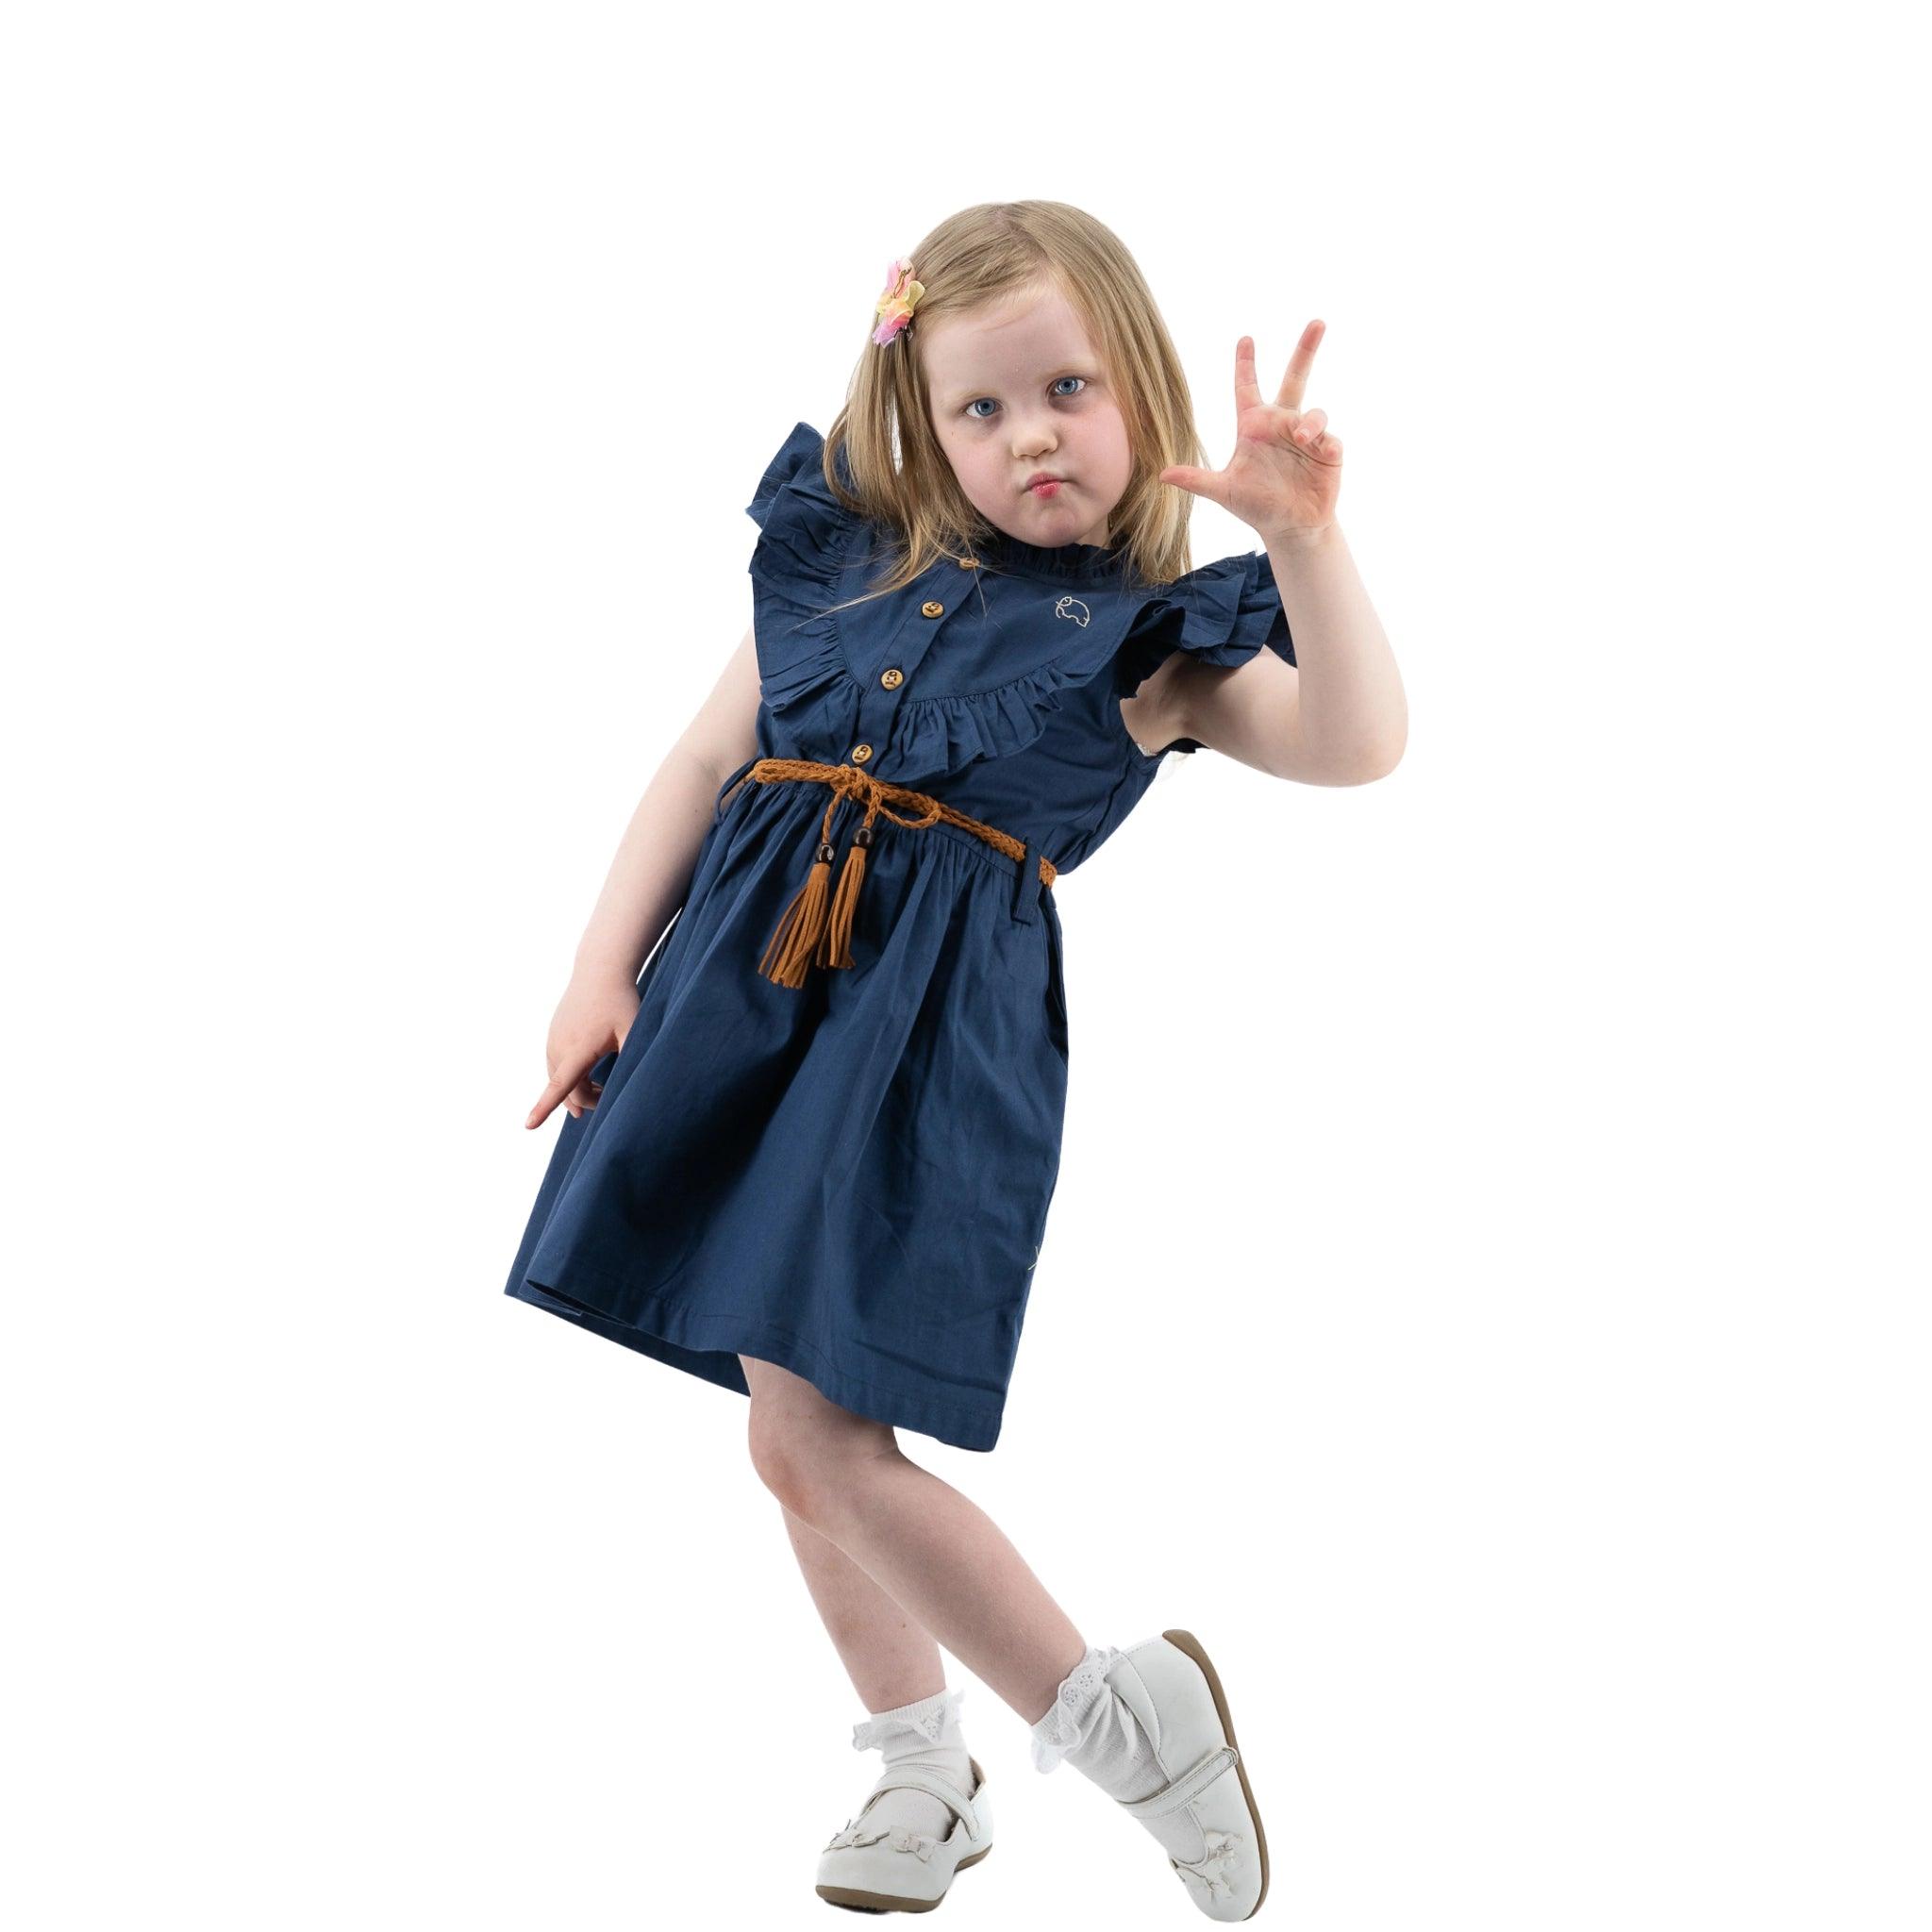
[[503, 422, 1296, 1451]]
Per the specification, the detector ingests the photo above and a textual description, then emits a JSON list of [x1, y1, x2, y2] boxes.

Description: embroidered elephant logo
[[1054, 595, 1091, 626]]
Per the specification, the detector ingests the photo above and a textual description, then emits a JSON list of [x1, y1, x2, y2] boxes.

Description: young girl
[[504, 200, 1403, 1920]]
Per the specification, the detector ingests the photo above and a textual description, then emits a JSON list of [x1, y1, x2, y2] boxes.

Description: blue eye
[[963, 376, 1087, 419]]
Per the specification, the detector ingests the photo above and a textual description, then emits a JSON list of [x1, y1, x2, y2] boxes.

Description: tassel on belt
[[747, 757, 1058, 989]]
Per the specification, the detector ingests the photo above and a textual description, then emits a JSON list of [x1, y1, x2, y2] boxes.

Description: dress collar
[[969, 525, 1139, 588]]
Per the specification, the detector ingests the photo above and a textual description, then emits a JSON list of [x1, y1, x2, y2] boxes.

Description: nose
[[1012, 420, 1058, 461]]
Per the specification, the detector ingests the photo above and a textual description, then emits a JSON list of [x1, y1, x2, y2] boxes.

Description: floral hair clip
[[872, 258, 924, 345]]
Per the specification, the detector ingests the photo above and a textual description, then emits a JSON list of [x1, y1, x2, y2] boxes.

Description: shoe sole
[[1161, 1627, 1270, 1919], [816, 1840, 992, 1913]]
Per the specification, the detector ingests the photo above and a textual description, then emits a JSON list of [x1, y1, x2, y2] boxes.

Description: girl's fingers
[[1234, 336, 1263, 415], [1274, 318, 1324, 411], [1291, 408, 1329, 445], [525, 1058, 602, 1128], [526, 1072, 573, 1128], [1159, 462, 1222, 503]]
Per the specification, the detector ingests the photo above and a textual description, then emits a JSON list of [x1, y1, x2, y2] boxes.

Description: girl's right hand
[[525, 974, 642, 1129]]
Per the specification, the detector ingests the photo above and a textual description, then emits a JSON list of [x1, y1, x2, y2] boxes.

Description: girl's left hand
[[1159, 321, 1342, 542]]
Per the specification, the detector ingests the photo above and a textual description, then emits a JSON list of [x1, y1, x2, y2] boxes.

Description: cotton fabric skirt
[[502, 759, 1070, 1453]]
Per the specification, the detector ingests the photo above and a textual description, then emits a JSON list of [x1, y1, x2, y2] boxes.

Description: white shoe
[[1107, 1630, 1270, 1921], [814, 1756, 993, 1913]]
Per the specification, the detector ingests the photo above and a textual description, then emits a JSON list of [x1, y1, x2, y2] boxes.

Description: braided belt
[[747, 757, 1058, 989]]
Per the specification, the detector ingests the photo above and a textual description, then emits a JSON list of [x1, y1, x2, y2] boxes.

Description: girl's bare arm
[[525, 624, 761, 1129], [569, 623, 763, 986], [1172, 525, 1405, 784]]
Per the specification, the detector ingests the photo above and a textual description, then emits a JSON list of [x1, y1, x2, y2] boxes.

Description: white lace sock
[[845, 1685, 974, 1845], [1029, 1641, 1167, 1803]]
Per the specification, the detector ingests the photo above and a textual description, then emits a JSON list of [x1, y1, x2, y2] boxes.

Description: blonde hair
[[812, 200, 1205, 610]]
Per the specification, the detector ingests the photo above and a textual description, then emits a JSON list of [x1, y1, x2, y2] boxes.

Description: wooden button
[[921, 600, 944, 617], [851, 742, 873, 763], [958, 556, 979, 569], [880, 667, 904, 689]]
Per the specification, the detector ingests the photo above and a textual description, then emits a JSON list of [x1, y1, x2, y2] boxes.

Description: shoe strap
[[1116, 1743, 1240, 1821], [868, 1766, 983, 1840]]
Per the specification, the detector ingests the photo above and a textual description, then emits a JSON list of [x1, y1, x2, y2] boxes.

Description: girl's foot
[[1031, 1631, 1269, 1922], [816, 1686, 995, 1913]]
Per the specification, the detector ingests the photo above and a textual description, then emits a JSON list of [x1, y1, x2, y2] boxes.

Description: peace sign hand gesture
[[1159, 321, 1342, 543]]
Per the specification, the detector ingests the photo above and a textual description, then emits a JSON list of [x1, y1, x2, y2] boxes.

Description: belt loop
[[1010, 839, 1040, 924]]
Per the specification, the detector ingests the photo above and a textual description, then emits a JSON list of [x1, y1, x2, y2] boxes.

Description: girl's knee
[[741, 1359, 893, 1525], [746, 1420, 827, 1521]]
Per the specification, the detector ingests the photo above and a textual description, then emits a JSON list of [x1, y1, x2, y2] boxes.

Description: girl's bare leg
[[739, 1354, 1087, 1725], [777, 1504, 949, 1713]]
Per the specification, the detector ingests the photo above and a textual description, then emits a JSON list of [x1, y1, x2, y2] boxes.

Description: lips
[[1025, 472, 1064, 490]]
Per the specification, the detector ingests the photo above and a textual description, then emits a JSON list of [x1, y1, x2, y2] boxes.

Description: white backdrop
[[6, 4, 1926, 1926]]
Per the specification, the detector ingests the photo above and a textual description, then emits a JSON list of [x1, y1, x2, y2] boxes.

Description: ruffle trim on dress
[[743, 421, 871, 757], [745, 421, 1295, 773], [1111, 548, 1298, 701], [885, 629, 1145, 771], [744, 420, 863, 656]]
